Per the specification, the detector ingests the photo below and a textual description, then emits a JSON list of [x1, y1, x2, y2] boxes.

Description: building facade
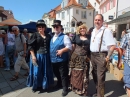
[[0, 6, 14, 22], [42, 5, 60, 29], [108, 0, 130, 40], [99, 0, 117, 31], [89, 0, 100, 15], [43, 0, 94, 33], [55, 0, 94, 33]]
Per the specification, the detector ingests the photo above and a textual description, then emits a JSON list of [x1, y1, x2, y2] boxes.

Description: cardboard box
[[109, 63, 114, 74], [114, 67, 124, 81]]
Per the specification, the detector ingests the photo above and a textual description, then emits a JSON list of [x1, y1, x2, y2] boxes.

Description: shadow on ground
[[0, 68, 27, 96], [88, 79, 126, 97]]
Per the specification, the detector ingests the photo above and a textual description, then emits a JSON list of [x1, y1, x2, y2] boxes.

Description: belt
[[92, 51, 107, 53], [91, 51, 107, 55]]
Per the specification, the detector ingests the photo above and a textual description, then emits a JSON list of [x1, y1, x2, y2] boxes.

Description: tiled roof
[[2, 10, 14, 19], [58, 0, 94, 11], [48, 5, 61, 18], [0, 18, 21, 26]]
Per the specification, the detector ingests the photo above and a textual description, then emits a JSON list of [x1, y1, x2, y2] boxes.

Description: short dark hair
[[95, 14, 104, 21]]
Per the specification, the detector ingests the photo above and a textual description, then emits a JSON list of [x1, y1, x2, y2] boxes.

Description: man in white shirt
[[50, 20, 72, 96], [90, 14, 116, 97]]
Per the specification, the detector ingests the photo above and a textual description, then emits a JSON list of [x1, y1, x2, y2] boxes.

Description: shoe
[[4, 68, 10, 71], [54, 84, 62, 90], [32, 89, 37, 93], [10, 75, 19, 81], [24, 72, 29, 76], [62, 90, 68, 96], [92, 93, 97, 97]]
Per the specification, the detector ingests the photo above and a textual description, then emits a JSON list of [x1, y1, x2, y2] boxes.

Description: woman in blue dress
[[27, 20, 54, 92]]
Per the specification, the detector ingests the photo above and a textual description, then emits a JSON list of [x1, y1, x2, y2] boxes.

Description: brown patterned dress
[[69, 34, 91, 96]]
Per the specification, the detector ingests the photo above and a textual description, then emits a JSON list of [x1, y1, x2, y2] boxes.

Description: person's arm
[[4, 34, 7, 45], [106, 45, 116, 61], [23, 43, 27, 57], [104, 29, 116, 61], [121, 31, 125, 38], [30, 50, 36, 62], [0, 34, 5, 38], [117, 48, 123, 69], [56, 35, 72, 57], [21, 35, 27, 57]]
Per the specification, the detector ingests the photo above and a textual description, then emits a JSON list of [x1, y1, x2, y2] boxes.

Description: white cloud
[[22, 19, 37, 24]]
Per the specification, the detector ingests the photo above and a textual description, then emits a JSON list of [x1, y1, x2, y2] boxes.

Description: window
[[96, 11, 98, 15], [104, 5, 106, 13], [62, 12, 65, 19], [67, 22, 69, 27], [76, 9, 79, 14], [71, 21, 75, 27], [67, 9, 69, 15], [58, 13, 60, 18], [94, 2, 96, 7], [81, 11, 86, 19], [3, 17, 6, 21], [45, 20, 47, 24], [78, 0, 80, 3]]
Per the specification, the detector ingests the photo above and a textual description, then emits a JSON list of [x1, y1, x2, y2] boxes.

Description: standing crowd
[[0, 14, 129, 97]]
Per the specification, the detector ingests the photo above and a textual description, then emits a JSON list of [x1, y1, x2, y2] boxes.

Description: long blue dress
[[26, 32, 54, 90]]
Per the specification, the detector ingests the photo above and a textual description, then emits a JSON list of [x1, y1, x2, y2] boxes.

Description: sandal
[[24, 72, 29, 76], [10, 75, 19, 81]]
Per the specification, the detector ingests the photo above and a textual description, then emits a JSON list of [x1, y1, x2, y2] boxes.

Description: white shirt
[[90, 26, 116, 52], [7, 32, 15, 46], [52, 32, 72, 50]]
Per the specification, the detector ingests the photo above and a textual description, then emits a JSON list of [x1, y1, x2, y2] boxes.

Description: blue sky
[[0, 0, 62, 24]]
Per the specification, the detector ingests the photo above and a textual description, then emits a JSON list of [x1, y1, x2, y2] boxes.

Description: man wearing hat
[[50, 20, 72, 96]]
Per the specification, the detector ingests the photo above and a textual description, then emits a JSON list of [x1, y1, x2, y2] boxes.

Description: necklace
[[92, 30, 99, 42]]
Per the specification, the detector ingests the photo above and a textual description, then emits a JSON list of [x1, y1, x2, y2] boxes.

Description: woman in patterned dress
[[69, 22, 91, 97]]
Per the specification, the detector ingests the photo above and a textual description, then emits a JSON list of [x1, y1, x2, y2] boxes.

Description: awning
[[0, 26, 8, 29], [107, 11, 130, 24], [0, 18, 22, 26]]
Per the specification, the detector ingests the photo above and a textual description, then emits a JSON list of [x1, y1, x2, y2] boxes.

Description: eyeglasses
[[53, 26, 59, 28], [80, 28, 86, 30], [12, 30, 17, 32]]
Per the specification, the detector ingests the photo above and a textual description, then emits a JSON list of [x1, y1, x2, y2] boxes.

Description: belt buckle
[[99, 53, 104, 58]]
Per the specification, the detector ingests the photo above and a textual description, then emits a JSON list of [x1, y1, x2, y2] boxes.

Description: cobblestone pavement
[[0, 68, 127, 97]]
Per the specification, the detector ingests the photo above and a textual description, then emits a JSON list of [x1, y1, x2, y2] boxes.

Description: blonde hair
[[76, 24, 88, 34]]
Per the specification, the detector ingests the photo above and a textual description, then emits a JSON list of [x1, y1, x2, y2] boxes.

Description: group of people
[[1, 13, 130, 97], [26, 14, 116, 97]]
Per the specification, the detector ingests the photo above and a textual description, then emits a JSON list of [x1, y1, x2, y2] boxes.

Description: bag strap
[[20, 33, 23, 43], [99, 29, 105, 53]]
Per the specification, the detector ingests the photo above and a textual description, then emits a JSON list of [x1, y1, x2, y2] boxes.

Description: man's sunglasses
[[53, 25, 59, 28], [12, 30, 17, 32]]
